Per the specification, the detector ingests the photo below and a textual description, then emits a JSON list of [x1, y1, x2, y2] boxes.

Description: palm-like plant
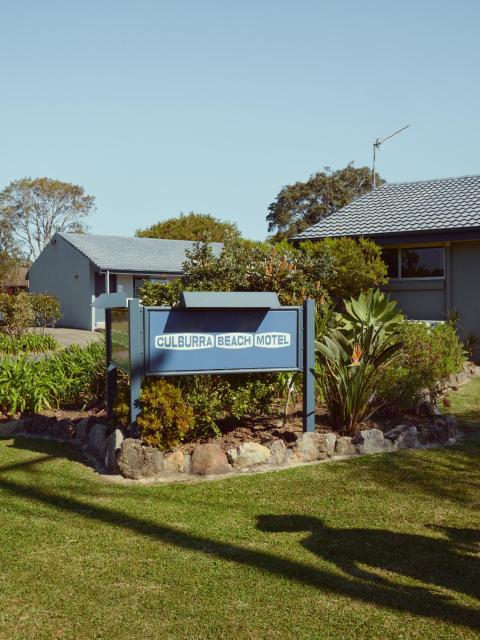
[[315, 289, 403, 435]]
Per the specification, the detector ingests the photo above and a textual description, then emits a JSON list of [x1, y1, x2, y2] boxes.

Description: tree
[[0, 178, 96, 261], [267, 164, 384, 240], [136, 212, 241, 243]]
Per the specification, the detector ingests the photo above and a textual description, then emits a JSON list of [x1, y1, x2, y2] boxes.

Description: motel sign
[[96, 291, 316, 432]]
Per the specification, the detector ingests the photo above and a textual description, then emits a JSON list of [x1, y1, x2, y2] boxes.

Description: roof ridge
[[378, 173, 480, 188], [58, 231, 221, 245]]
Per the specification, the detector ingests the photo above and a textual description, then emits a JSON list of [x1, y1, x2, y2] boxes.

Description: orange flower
[[351, 344, 363, 366]]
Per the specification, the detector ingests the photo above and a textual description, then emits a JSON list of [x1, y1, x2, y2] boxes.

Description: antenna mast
[[372, 124, 410, 188]]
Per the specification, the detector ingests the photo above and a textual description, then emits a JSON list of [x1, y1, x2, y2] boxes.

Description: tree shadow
[[342, 444, 480, 506], [0, 456, 478, 631], [257, 515, 480, 601]]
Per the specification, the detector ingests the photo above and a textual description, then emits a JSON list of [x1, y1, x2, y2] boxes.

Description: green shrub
[[0, 292, 36, 338], [300, 238, 388, 304], [0, 333, 58, 354], [137, 378, 194, 450], [0, 356, 57, 415], [140, 239, 333, 307], [30, 293, 62, 329], [379, 322, 466, 409], [178, 374, 277, 439], [49, 342, 106, 407], [315, 290, 404, 434], [0, 341, 105, 416]]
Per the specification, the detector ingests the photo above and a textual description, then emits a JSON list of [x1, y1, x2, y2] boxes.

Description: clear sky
[[1, 0, 479, 240]]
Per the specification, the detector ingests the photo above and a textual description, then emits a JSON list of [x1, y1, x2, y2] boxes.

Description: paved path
[[32, 327, 103, 348]]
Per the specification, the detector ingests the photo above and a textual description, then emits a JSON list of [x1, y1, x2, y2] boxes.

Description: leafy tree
[[0, 178, 96, 260], [136, 212, 241, 243], [300, 238, 387, 304], [267, 164, 383, 240], [139, 238, 387, 308]]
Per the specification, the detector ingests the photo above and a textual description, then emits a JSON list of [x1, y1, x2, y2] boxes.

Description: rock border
[[0, 413, 461, 483]]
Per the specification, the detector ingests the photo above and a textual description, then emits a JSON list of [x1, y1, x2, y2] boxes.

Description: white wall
[[116, 274, 134, 297], [29, 235, 94, 330]]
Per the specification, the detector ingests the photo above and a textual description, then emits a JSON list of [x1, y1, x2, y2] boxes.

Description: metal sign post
[[97, 292, 316, 433]]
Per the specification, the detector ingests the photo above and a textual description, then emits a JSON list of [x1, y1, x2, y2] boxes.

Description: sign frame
[[100, 295, 316, 433]]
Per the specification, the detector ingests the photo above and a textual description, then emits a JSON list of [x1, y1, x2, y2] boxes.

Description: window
[[133, 276, 169, 298], [381, 249, 399, 278], [401, 247, 444, 278], [381, 247, 445, 279]]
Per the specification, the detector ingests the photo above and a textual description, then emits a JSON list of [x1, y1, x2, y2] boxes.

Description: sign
[[100, 294, 316, 433], [146, 308, 301, 375]]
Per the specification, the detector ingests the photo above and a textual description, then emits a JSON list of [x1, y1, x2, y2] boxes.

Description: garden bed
[[0, 395, 464, 482]]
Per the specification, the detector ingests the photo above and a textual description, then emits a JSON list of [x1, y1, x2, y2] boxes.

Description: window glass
[[381, 248, 399, 278], [400, 247, 444, 278]]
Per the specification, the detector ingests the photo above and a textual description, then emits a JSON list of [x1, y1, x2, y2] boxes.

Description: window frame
[[384, 246, 446, 281]]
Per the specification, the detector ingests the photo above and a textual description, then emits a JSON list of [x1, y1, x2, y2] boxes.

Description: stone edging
[[0, 413, 460, 483]]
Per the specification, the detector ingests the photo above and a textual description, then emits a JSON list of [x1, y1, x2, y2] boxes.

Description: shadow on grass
[[339, 441, 480, 506], [257, 515, 480, 601], [0, 453, 478, 632]]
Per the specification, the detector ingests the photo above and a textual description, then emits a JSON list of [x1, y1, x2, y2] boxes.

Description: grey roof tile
[[58, 232, 223, 273], [295, 174, 480, 240]]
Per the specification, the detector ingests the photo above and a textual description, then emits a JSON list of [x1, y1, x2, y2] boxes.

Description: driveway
[[32, 327, 104, 348]]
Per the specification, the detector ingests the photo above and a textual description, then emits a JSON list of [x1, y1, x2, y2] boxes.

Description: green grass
[[0, 384, 479, 639]]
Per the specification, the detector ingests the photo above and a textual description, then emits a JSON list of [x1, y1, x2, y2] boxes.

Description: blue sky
[[1, 0, 479, 240]]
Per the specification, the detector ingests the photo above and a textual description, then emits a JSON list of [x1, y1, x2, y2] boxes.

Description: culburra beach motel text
[[154, 332, 291, 350]]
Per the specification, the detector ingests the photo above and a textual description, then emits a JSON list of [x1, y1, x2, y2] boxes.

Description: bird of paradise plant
[[314, 289, 404, 435]]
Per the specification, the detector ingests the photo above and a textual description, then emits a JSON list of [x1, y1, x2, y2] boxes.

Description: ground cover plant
[[0, 333, 58, 354], [0, 378, 478, 639], [0, 341, 105, 415]]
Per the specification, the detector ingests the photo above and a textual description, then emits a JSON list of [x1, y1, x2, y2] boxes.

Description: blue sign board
[[101, 293, 316, 433], [146, 307, 302, 375]]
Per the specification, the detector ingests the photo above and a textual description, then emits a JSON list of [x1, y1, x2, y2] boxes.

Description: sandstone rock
[[384, 424, 418, 449], [419, 423, 448, 445], [294, 432, 332, 462], [183, 453, 192, 474], [87, 423, 108, 457], [75, 417, 91, 442], [445, 415, 458, 438], [230, 442, 271, 469], [456, 371, 468, 385], [266, 439, 287, 466], [191, 443, 232, 475], [226, 447, 238, 464], [117, 438, 163, 479], [334, 436, 357, 456], [321, 432, 337, 457], [163, 449, 185, 473], [104, 429, 124, 473], [0, 419, 29, 437], [352, 428, 385, 454], [398, 425, 419, 448]]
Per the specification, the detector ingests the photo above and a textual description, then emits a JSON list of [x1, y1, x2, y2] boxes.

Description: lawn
[[0, 384, 479, 639]]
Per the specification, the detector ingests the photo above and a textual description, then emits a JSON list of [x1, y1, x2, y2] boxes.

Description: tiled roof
[[295, 174, 480, 240], [58, 233, 223, 273]]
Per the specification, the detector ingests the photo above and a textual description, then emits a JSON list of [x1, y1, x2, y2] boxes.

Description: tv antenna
[[372, 124, 410, 188]]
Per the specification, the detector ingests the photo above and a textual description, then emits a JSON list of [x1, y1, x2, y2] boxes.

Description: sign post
[[97, 292, 316, 433], [302, 299, 316, 433]]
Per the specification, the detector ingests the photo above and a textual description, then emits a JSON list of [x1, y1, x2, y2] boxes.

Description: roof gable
[[295, 174, 480, 240], [57, 233, 223, 273]]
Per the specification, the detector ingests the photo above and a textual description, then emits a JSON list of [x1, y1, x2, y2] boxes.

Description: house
[[295, 174, 480, 344], [3, 266, 29, 294], [28, 232, 223, 330]]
